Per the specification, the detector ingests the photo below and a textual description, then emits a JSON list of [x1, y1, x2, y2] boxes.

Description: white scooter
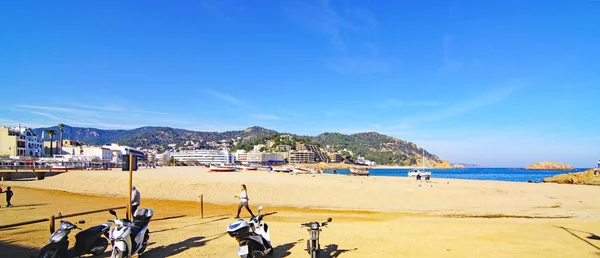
[[107, 209, 153, 258], [227, 206, 274, 257]]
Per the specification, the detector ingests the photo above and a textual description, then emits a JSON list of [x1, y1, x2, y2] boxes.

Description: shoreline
[[4, 167, 600, 219]]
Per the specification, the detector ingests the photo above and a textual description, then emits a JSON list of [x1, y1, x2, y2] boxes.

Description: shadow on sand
[[0, 239, 39, 258], [555, 226, 600, 251], [322, 244, 357, 258], [153, 215, 187, 222], [0, 203, 49, 209], [152, 217, 229, 234], [143, 233, 227, 257], [272, 239, 302, 257]]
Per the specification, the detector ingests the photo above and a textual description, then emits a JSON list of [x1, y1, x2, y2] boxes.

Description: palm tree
[[46, 129, 56, 157], [58, 124, 65, 151]]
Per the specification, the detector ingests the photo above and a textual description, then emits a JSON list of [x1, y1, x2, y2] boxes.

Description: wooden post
[[127, 154, 133, 220], [200, 194, 204, 218], [49, 215, 55, 233]]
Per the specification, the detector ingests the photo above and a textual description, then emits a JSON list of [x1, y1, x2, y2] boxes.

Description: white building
[[253, 144, 266, 152], [356, 156, 376, 166], [103, 143, 146, 165], [172, 149, 235, 164], [61, 146, 112, 164], [0, 125, 45, 157], [235, 150, 248, 163], [246, 151, 285, 164]]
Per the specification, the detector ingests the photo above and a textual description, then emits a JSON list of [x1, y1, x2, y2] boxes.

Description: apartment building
[[172, 149, 235, 164], [0, 125, 45, 157], [289, 150, 315, 163], [328, 153, 344, 163], [276, 145, 291, 152]]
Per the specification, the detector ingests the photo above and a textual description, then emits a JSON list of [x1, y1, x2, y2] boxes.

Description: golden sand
[[1, 167, 600, 257]]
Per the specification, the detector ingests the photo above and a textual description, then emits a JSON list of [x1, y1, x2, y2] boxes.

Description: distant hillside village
[[0, 124, 376, 168]]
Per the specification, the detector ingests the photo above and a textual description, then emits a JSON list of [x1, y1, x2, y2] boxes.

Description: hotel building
[[172, 149, 235, 164]]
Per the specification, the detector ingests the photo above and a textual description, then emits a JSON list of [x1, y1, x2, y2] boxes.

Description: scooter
[[37, 213, 111, 258], [107, 208, 153, 258], [227, 205, 273, 257], [301, 218, 332, 258]]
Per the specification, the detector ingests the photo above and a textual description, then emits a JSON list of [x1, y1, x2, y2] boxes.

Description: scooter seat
[[76, 225, 107, 240]]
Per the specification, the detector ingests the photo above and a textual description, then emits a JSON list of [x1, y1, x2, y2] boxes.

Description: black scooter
[[37, 213, 112, 258], [301, 218, 332, 258]]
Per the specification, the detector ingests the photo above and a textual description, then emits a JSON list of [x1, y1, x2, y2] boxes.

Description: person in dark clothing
[[2, 187, 13, 207]]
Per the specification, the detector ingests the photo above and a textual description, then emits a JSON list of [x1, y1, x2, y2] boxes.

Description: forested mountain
[[33, 125, 277, 150], [32, 125, 440, 165], [311, 132, 440, 165]]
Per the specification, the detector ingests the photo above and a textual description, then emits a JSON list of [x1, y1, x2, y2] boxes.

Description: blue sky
[[1, 0, 599, 167]]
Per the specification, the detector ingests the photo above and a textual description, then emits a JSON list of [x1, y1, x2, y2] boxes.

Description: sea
[[323, 168, 589, 183]]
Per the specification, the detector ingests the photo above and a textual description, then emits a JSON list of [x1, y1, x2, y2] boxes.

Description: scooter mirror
[[57, 212, 62, 218], [109, 210, 117, 217], [258, 206, 263, 212], [78, 220, 86, 224], [327, 218, 332, 222]]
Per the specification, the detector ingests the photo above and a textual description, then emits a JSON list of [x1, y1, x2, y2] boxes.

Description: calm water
[[324, 168, 588, 182]]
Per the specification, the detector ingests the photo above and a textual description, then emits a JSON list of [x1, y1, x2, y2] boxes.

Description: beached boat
[[408, 144, 432, 177], [349, 168, 369, 176], [273, 167, 292, 173], [407, 169, 431, 177], [238, 165, 258, 171], [209, 164, 237, 172], [292, 167, 313, 174]]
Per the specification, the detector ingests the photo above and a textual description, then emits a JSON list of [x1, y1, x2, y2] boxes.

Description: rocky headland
[[543, 168, 600, 185]]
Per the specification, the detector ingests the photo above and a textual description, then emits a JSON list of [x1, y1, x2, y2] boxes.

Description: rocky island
[[433, 160, 466, 169], [525, 161, 574, 170]]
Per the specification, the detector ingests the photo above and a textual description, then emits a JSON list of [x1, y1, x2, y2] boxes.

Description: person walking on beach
[[596, 159, 600, 175], [1, 187, 13, 207], [234, 184, 255, 219], [131, 186, 141, 216]]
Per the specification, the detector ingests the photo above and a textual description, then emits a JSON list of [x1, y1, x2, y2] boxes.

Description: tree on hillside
[[46, 129, 56, 157]]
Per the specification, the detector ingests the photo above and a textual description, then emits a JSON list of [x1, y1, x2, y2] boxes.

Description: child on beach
[[234, 184, 255, 219], [1, 187, 13, 207]]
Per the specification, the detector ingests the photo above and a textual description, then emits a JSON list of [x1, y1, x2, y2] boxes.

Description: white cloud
[[439, 34, 463, 72], [203, 90, 246, 105]]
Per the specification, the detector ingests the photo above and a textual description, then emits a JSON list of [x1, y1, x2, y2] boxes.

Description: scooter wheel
[[90, 237, 109, 255]]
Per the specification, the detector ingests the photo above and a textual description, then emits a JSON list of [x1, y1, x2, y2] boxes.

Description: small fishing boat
[[292, 167, 313, 174], [349, 168, 369, 176], [238, 165, 258, 171], [407, 169, 431, 177], [408, 143, 432, 177], [273, 167, 292, 173], [209, 164, 237, 172]]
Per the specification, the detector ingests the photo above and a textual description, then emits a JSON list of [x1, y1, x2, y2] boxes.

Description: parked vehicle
[[301, 218, 332, 258], [227, 206, 273, 257], [38, 213, 111, 258], [107, 208, 153, 258]]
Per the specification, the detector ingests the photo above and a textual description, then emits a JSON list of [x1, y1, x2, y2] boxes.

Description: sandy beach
[[1, 167, 600, 257]]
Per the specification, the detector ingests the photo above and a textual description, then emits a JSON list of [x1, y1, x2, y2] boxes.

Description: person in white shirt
[[234, 184, 255, 219], [131, 186, 141, 216]]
